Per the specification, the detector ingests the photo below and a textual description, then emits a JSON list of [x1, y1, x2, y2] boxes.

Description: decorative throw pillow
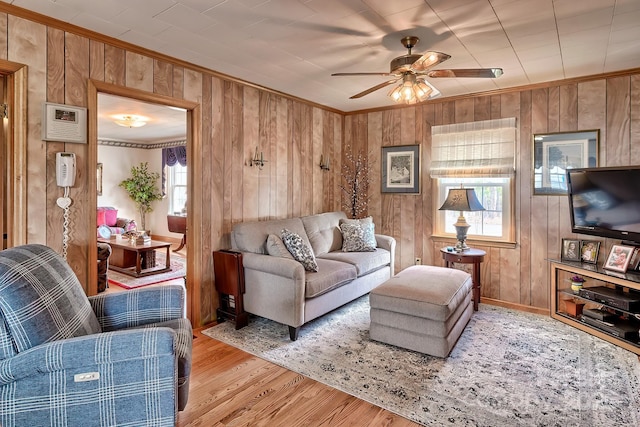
[[96, 209, 107, 226], [340, 222, 377, 252], [281, 228, 318, 272], [266, 234, 294, 259], [339, 216, 377, 248], [104, 208, 118, 227]]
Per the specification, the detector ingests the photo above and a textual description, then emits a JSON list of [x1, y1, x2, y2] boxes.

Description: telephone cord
[[61, 186, 70, 260]]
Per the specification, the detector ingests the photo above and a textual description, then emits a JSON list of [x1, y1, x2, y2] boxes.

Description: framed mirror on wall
[[533, 130, 599, 195]]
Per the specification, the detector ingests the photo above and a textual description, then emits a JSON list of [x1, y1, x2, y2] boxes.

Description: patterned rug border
[[202, 296, 640, 426]]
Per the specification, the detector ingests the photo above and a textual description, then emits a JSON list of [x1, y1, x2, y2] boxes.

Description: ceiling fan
[[332, 36, 503, 104]]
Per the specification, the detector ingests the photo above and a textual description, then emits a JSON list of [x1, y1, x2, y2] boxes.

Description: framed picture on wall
[[532, 130, 599, 195], [381, 145, 420, 194]]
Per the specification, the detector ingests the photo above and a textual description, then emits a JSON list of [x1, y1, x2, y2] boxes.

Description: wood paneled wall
[[2, 4, 639, 322], [345, 75, 640, 310], [0, 8, 342, 326]]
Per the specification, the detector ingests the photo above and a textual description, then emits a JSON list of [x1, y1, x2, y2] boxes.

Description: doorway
[[88, 80, 201, 322]]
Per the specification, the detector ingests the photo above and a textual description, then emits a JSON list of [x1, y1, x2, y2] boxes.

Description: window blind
[[430, 117, 516, 178]]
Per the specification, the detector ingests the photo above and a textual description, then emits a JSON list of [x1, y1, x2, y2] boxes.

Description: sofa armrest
[[239, 252, 307, 329], [375, 234, 396, 274], [242, 252, 306, 280], [0, 327, 176, 386], [89, 285, 185, 331]]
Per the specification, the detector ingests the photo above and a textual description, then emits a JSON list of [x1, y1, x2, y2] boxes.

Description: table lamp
[[439, 187, 485, 252]]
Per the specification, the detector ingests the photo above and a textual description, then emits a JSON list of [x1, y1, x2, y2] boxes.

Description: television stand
[[550, 259, 640, 355]]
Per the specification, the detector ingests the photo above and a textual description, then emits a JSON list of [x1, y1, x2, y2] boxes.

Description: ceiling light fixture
[[112, 114, 148, 128], [388, 74, 438, 105]]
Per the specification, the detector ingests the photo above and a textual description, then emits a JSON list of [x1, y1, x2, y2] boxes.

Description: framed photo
[[579, 240, 600, 264], [42, 102, 87, 143], [561, 238, 580, 261], [533, 130, 599, 195], [603, 244, 634, 273], [381, 145, 420, 193], [97, 163, 103, 196]]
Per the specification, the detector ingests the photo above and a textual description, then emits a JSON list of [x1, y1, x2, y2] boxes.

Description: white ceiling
[[98, 94, 186, 143], [5, 0, 640, 114]]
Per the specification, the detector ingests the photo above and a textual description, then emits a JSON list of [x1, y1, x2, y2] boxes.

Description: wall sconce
[[249, 146, 267, 169], [319, 154, 330, 171]]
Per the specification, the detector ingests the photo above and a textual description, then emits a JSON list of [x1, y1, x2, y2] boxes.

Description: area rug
[[108, 251, 186, 289], [202, 295, 640, 426]]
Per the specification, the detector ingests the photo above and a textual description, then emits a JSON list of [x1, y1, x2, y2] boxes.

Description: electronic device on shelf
[[578, 286, 640, 311], [579, 314, 639, 340], [566, 166, 640, 247], [582, 308, 617, 322]]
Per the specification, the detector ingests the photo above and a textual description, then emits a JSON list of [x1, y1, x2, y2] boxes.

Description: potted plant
[[119, 162, 163, 233], [569, 275, 586, 293]]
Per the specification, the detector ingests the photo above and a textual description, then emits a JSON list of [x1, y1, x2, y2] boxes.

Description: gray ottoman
[[369, 265, 473, 357]]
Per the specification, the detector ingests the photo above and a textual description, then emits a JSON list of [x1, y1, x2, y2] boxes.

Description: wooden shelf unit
[[550, 260, 640, 355]]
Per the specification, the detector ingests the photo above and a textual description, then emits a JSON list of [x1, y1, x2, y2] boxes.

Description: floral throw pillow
[[340, 222, 377, 252], [281, 229, 318, 272], [340, 216, 376, 248]]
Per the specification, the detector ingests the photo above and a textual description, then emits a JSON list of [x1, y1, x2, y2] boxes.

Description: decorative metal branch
[[340, 147, 371, 219]]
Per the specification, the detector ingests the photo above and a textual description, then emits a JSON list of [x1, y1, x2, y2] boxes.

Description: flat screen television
[[566, 166, 640, 244]]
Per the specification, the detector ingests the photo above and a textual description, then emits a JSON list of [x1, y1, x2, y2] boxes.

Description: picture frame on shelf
[[381, 145, 420, 194], [628, 247, 640, 271], [603, 244, 634, 273], [532, 130, 599, 195], [579, 240, 600, 264], [561, 238, 580, 261]]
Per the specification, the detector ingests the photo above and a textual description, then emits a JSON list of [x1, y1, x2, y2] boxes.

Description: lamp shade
[[439, 188, 485, 212]]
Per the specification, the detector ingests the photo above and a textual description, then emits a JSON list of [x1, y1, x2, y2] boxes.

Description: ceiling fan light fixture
[[388, 75, 435, 105], [112, 114, 149, 128]]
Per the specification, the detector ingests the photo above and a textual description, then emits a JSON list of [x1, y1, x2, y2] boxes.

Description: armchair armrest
[[89, 285, 185, 331], [0, 327, 176, 386]]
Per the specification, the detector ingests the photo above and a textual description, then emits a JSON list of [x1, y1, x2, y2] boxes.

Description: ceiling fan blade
[[410, 51, 451, 72], [349, 79, 400, 99], [426, 68, 504, 78], [332, 72, 395, 77]]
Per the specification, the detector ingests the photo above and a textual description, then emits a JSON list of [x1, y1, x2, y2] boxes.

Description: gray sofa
[[231, 211, 396, 340]]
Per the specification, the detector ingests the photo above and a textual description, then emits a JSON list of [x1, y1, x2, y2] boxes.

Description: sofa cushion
[[340, 222, 376, 252], [97, 209, 106, 226], [232, 217, 308, 254], [301, 211, 347, 256], [319, 248, 390, 276], [266, 234, 294, 259], [305, 258, 357, 298], [282, 229, 318, 272]]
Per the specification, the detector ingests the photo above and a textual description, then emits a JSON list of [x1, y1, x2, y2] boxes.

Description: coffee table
[[99, 238, 172, 278]]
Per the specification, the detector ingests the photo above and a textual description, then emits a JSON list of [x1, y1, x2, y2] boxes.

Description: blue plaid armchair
[[0, 244, 192, 427]]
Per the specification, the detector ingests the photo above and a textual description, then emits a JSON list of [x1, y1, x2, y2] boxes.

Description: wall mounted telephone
[[56, 152, 76, 187], [56, 152, 76, 260]]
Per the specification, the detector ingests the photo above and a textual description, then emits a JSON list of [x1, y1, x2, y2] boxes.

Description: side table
[[440, 247, 486, 311], [213, 250, 249, 329]]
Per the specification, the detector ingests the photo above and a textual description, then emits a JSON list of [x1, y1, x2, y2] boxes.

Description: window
[[168, 163, 187, 214], [435, 177, 513, 242], [431, 118, 516, 244]]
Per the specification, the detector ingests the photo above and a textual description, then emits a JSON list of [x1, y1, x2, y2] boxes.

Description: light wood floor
[[177, 327, 420, 426]]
